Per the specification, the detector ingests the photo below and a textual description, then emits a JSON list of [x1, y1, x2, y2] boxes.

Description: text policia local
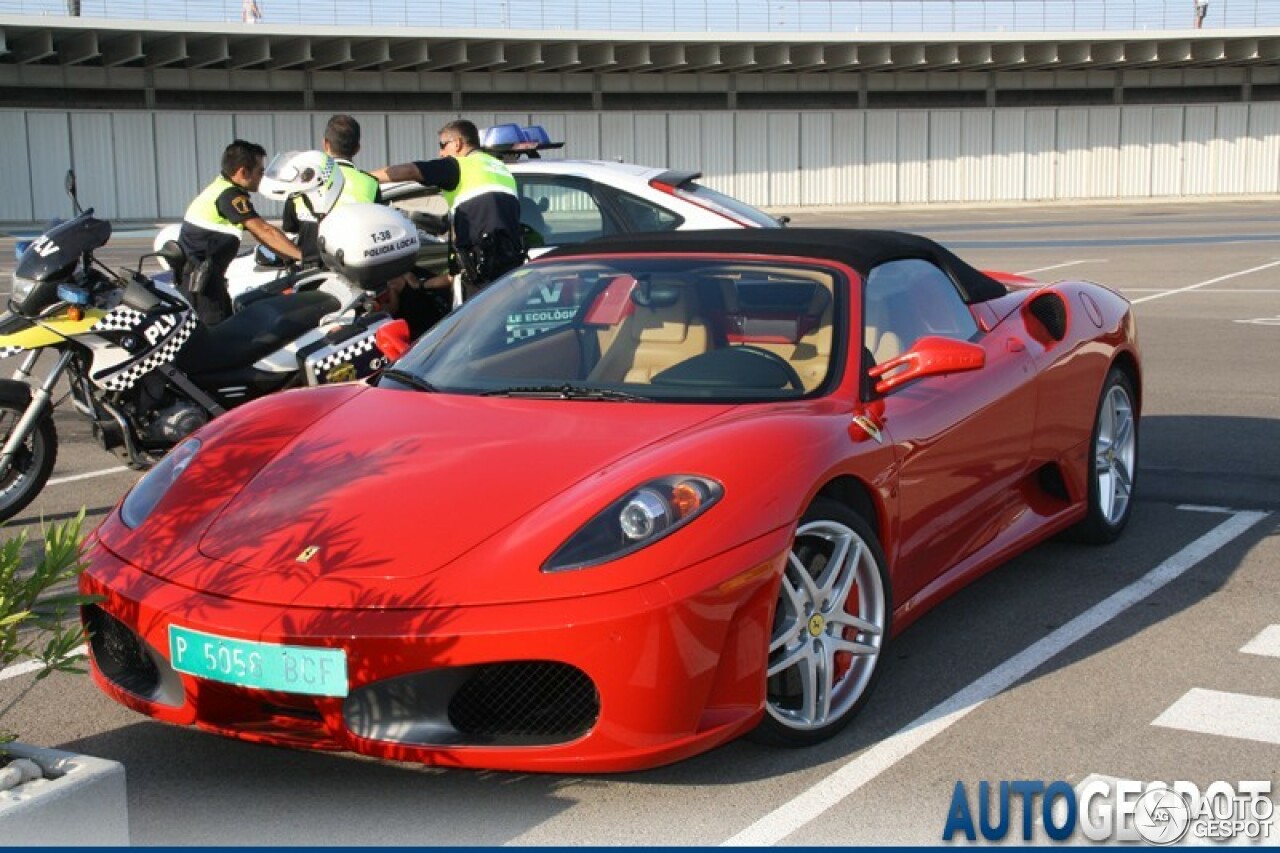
[[942, 779, 1274, 843]]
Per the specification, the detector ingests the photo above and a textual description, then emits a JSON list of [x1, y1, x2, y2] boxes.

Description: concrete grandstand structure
[[2, 12, 1280, 222]]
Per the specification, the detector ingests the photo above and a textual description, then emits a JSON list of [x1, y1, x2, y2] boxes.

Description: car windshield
[[387, 257, 844, 402]]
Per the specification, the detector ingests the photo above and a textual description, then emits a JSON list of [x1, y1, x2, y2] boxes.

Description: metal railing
[[2, 0, 1277, 32]]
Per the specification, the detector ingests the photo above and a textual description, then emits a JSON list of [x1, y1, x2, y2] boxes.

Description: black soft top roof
[[544, 228, 1008, 304]]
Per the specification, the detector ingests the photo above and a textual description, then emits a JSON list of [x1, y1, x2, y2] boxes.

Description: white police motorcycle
[[0, 169, 417, 523]]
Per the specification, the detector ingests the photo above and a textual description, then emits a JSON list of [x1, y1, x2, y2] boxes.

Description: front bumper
[[81, 528, 789, 773]]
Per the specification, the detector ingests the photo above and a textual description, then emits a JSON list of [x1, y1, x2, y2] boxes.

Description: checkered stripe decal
[[312, 335, 377, 374], [0, 307, 148, 361], [96, 315, 198, 391], [89, 306, 148, 332]]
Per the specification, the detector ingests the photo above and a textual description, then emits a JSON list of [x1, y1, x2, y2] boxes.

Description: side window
[[606, 189, 684, 234], [863, 258, 978, 364], [515, 176, 609, 246]]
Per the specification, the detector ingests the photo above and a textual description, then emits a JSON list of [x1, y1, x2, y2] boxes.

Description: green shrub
[[0, 511, 99, 745]]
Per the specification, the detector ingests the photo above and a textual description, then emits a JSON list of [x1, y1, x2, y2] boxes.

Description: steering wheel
[[732, 345, 806, 391]]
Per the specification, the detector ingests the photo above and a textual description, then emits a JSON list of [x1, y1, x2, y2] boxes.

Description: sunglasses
[[438, 138, 455, 149]]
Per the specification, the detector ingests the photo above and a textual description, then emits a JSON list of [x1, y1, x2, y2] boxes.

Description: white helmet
[[259, 150, 345, 217]]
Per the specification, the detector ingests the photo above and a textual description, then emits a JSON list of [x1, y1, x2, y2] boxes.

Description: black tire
[[751, 497, 892, 747], [0, 401, 58, 525], [1072, 367, 1139, 545]]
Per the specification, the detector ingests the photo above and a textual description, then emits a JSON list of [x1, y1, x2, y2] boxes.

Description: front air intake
[[344, 661, 600, 747], [448, 662, 599, 741], [81, 604, 191, 707]]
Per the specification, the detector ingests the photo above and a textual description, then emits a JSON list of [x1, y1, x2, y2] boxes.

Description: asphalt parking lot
[[1, 200, 1277, 845]]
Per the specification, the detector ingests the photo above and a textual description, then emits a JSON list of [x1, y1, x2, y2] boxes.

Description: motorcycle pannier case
[[317, 204, 420, 289], [300, 315, 395, 386]]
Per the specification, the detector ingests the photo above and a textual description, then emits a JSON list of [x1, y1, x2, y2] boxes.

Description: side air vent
[[1026, 292, 1068, 343]]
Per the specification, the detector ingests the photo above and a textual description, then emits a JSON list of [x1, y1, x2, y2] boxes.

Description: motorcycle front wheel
[[0, 402, 58, 524]]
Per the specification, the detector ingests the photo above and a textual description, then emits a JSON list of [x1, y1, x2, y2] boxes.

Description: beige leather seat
[[707, 277, 835, 391], [587, 282, 709, 384]]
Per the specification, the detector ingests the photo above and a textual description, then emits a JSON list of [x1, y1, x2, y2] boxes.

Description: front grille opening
[[448, 662, 599, 741], [261, 702, 324, 723]]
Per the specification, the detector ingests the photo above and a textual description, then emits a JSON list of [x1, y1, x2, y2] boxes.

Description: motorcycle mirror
[[65, 169, 83, 215], [159, 240, 186, 271], [135, 241, 187, 282]]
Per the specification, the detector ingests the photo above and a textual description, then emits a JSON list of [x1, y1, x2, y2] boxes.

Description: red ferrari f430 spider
[[82, 228, 1140, 772]]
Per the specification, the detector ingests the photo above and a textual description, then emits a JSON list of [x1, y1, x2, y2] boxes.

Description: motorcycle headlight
[[120, 439, 201, 529], [11, 273, 37, 305], [543, 475, 722, 573]]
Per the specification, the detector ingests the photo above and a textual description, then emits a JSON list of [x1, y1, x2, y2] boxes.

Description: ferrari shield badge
[[296, 545, 320, 563]]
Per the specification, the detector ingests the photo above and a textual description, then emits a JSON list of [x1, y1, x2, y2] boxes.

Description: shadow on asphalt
[[1141, 415, 1280, 511]]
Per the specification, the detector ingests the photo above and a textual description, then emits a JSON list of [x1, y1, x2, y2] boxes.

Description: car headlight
[[543, 475, 722, 573], [120, 439, 201, 529]]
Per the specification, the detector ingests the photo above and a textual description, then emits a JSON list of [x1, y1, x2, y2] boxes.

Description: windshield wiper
[[379, 368, 439, 393], [481, 384, 650, 402]]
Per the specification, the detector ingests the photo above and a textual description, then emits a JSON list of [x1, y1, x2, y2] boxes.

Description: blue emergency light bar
[[480, 124, 565, 157]]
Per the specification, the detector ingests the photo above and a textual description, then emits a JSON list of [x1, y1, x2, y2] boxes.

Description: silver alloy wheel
[[1095, 383, 1136, 526], [766, 519, 886, 732]]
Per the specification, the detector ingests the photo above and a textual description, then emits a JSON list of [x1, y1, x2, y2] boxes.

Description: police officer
[[373, 119, 524, 301], [178, 139, 301, 324], [283, 114, 382, 260]]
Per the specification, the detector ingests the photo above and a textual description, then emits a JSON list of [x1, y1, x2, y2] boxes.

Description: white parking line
[[45, 466, 131, 486], [722, 508, 1269, 846], [0, 644, 88, 683], [1178, 504, 1239, 514], [1241, 625, 1280, 660], [1015, 260, 1106, 276], [1132, 261, 1280, 305], [1152, 689, 1280, 746]]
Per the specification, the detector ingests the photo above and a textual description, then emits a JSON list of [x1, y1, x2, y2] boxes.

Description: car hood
[[189, 389, 730, 606]]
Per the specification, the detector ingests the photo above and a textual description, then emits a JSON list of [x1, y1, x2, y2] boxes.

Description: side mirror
[[868, 336, 984, 395], [374, 318, 412, 362], [776, 214, 791, 226]]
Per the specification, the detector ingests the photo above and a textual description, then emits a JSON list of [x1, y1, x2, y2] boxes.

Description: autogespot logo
[[1132, 786, 1191, 844], [943, 779, 1275, 844]]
